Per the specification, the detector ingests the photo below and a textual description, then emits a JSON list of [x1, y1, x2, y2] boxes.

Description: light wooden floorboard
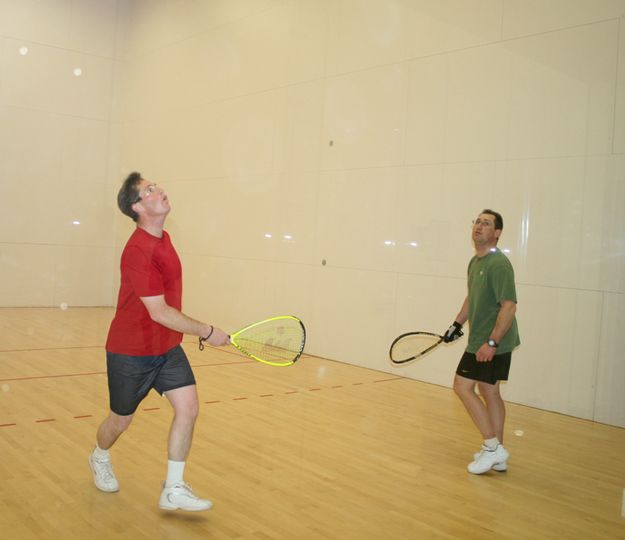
[[0, 308, 624, 539]]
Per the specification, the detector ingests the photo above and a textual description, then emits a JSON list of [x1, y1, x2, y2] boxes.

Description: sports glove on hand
[[443, 321, 464, 343]]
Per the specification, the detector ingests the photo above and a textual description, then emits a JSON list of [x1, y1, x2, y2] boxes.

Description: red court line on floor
[[0, 338, 233, 354], [0, 376, 405, 427], [0, 347, 320, 383], [0, 346, 102, 353], [192, 360, 255, 368], [0, 361, 255, 383], [0, 360, 256, 382], [0, 371, 106, 382]]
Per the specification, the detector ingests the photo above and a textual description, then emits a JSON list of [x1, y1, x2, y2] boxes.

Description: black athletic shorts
[[455, 351, 511, 385], [106, 344, 196, 416]]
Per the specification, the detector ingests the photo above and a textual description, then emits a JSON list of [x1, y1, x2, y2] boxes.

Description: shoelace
[[94, 459, 115, 481], [177, 482, 194, 495], [169, 482, 203, 500], [475, 447, 496, 461]]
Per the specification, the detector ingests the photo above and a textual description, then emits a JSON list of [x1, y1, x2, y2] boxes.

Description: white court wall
[[0, 0, 119, 307], [1, 1, 624, 428], [111, 0, 625, 428]]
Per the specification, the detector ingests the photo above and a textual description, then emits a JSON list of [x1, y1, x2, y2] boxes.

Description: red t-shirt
[[106, 228, 183, 355]]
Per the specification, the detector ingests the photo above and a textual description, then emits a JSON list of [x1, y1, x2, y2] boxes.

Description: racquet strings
[[390, 333, 441, 363], [232, 317, 305, 365]]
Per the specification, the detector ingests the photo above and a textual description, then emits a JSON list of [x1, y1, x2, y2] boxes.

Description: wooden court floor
[[0, 307, 624, 539]]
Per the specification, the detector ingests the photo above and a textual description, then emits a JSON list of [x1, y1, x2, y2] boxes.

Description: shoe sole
[[159, 491, 212, 511], [159, 503, 212, 512], [471, 453, 508, 473], [470, 462, 507, 472]]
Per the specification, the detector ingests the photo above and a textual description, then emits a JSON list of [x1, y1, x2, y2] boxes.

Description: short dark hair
[[118, 172, 142, 222], [481, 208, 503, 230]]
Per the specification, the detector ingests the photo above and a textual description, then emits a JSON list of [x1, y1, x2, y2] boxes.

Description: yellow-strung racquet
[[199, 315, 306, 367]]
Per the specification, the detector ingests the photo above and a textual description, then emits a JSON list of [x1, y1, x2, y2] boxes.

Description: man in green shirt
[[443, 209, 520, 474]]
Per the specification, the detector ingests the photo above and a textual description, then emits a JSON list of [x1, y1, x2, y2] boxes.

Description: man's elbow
[[142, 301, 168, 325], [148, 311, 164, 325]]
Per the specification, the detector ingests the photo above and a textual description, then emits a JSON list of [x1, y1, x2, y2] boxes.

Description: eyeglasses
[[472, 218, 494, 227], [135, 183, 160, 202], [142, 183, 160, 197]]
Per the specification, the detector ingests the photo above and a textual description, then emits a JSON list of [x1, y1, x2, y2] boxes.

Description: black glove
[[443, 321, 464, 343]]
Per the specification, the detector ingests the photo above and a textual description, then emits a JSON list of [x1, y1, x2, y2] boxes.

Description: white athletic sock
[[484, 437, 500, 451], [93, 444, 110, 460], [166, 460, 186, 486]]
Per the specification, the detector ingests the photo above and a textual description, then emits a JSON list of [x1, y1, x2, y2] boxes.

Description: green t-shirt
[[466, 248, 520, 354]]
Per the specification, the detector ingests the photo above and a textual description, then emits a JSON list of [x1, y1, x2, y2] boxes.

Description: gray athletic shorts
[[106, 345, 196, 416]]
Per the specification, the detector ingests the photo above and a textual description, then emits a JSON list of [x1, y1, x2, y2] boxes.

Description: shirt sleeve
[[122, 245, 165, 298], [492, 258, 517, 304]]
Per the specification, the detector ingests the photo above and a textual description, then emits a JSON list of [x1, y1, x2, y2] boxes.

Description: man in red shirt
[[89, 172, 229, 511]]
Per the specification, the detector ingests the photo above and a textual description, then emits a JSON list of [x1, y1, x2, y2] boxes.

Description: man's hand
[[476, 342, 496, 362], [202, 326, 229, 347], [443, 321, 464, 343]]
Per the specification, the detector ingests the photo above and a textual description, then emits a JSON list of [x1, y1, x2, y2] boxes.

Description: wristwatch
[[487, 338, 498, 348]]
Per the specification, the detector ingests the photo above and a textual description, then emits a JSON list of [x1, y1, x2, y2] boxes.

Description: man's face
[[133, 179, 170, 219], [472, 212, 501, 246]]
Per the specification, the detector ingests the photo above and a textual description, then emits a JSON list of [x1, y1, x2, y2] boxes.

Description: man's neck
[[474, 244, 497, 257], [137, 218, 165, 238]]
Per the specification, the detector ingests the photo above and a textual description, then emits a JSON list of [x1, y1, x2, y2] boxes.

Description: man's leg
[[164, 384, 199, 461], [159, 384, 211, 511], [453, 374, 496, 439], [478, 381, 505, 443], [90, 412, 133, 492], [97, 412, 134, 450], [454, 374, 508, 474]]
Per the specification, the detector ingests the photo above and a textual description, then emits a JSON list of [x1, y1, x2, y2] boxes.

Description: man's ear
[[131, 200, 143, 217]]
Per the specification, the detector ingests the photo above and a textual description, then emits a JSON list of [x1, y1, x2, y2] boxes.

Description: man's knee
[[183, 401, 199, 420], [453, 375, 475, 398], [107, 412, 134, 433], [168, 387, 199, 421], [477, 382, 500, 399]]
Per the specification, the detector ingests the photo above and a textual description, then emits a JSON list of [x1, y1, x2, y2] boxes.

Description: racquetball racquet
[[389, 332, 443, 364], [199, 315, 306, 367]]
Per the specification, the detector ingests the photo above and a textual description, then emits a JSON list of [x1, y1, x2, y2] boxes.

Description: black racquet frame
[[389, 331, 444, 364]]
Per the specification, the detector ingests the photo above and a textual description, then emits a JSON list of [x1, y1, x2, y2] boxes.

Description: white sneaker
[[88, 450, 119, 492], [159, 481, 213, 511], [468, 444, 509, 474], [474, 451, 507, 472]]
